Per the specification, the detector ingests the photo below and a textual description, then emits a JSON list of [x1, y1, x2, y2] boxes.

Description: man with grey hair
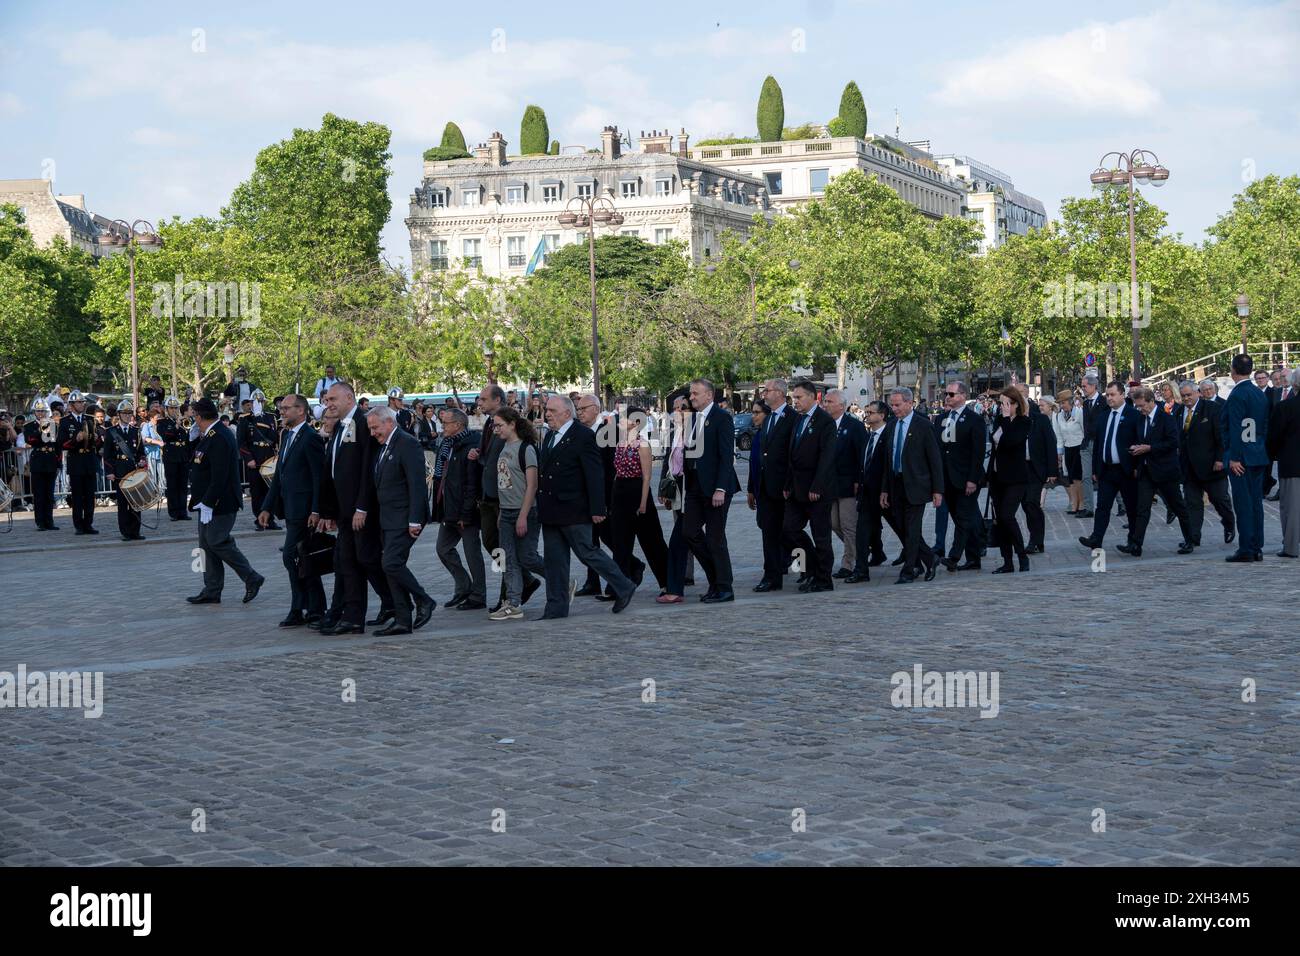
[[821, 388, 867, 577], [750, 378, 795, 591], [1265, 367, 1300, 557], [1176, 378, 1235, 548], [434, 406, 487, 610], [682, 378, 739, 602], [1199, 378, 1224, 409], [1077, 373, 1102, 518], [880, 386, 943, 583]]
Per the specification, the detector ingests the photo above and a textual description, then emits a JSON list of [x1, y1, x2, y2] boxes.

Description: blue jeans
[[498, 507, 544, 605], [1228, 464, 1267, 556]]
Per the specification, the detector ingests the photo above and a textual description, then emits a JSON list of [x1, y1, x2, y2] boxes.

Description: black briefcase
[[983, 493, 1001, 550], [295, 530, 336, 578]]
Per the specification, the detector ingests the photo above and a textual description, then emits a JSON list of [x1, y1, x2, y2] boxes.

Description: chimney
[[677, 127, 690, 157], [600, 126, 620, 161], [639, 128, 672, 154], [487, 131, 508, 166], [472, 142, 491, 161]]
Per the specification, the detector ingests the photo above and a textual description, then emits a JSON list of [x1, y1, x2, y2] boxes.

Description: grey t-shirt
[[496, 439, 537, 511]]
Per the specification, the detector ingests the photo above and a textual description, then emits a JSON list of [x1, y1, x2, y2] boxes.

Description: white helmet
[[32, 399, 50, 414], [68, 390, 85, 403], [387, 387, 404, 400], [117, 398, 135, 414]]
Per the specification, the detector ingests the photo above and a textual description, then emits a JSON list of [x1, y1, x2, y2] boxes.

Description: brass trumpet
[[180, 415, 196, 429]]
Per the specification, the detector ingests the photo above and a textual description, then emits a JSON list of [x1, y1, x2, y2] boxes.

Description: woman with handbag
[[609, 406, 669, 592], [987, 386, 1033, 574], [655, 392, 692, 604]]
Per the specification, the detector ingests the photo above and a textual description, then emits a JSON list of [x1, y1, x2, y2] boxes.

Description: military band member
[[387, 387, 414, 434], [143, 375, 166, 409], [23, 399, 62, 530], [157, 396, 193, 521], [238, 392, 280, 528], [223, 366, 258, 406], [104, 399, 148, 540], [57, 390, 101, 534]]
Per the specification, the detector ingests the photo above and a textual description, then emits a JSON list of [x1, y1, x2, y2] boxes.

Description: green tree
[[520, 105, 550, 155], [549, 140, 560, 155], [836, 81, 868, 138], [440, 121, 467, 153], [535, 234, 687, 295], [757, 76, 784, 141]]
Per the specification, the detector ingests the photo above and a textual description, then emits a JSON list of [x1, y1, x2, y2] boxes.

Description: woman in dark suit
[[988, 386, 1032, 573]]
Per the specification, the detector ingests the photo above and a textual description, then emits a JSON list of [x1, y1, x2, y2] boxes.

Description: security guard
[[157, 396, 192, 521], [57, 389, 101, 534], [23, 399, 62, 530], [388, 387, 414, 433], [104, 398, 148, 540], [238, 391, 280, 528]]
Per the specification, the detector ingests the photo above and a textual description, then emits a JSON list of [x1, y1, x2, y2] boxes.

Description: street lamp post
[[483, 340, 497, 384], [557, 195, 625, 398], [1236, 293, 1250, 354], [1087, 150, 1169, 382], [97, 220, 162, 409]]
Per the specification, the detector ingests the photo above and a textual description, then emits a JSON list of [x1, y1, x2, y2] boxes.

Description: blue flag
[[525, 238, 547, 276]]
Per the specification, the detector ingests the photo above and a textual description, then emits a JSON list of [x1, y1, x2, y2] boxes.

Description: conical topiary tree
[[549, 139, 560, 155], [756, 76, 784, 142], [440, 122, 468, 153], [520, 105, 550, 155], [837, 81, 867, 138]]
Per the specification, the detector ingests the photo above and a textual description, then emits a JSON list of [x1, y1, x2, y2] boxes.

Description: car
[[733, 412, 756, 452]]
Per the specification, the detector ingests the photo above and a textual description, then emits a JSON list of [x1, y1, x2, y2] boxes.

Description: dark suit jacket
[[988, 415, 1032, 485], [1090, 404, 1141, 475], [537, 420, 606, 525], [263, 424, 324, 520], [1177, 400, 1227, 483], [1025, 404, 1060, 483], [684, 403, 739, 496], [374, 427, 429, 530], [858, 426, 889, 506], [784, 406, 837, 502], [932, 406, 987, 489], [435, 429, 482, 525], [189, 422, 243, 515], [1223, 379, 1271, 468], [1266, 393, 1300, 479], [829, 413, 868, 498], [750, 405, 794, 498], [881, 413, 943, 505], [1132, 407, 1181, 484], [1078, 392, 1104, 448], [319, 406, 379, 521]]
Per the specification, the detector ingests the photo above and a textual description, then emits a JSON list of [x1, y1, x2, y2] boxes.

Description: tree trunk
[[872, 365, 884, 403], [1024, 340, 1031, 388], [1105, 336, 1116, 383], [837, 350, 848, 390]]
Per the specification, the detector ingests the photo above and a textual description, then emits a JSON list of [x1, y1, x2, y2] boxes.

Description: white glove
[[199, 504, 213, 524]]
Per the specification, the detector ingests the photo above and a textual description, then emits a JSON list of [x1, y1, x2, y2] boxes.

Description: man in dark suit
[[879, 387, 943, 583], [316, 383, 394, 636], [750, 378, 795, 592], [1076, 374, 1103, 518], [782, 381, 838, 591], [1079, 381, 1142, 552], [1257, 368, 1282, 499], [573, 395, 642, 599], [1265, 369, 1300, 557], [1122, 387, 1194, 556], [432, 406, 486, 611], [259, 394, 327, 626], [367, 405, 436, 634], [186, 398, 264, 606], [681, 378, 739, 602], [535, 395, 635, 618], [822, 388, 868, 578], [1176, 380, 1235, 548], [103, 399, 148, 541], [932, 381, 986, 571], [1018, 384, 1058, 553], [1224, 353, 1272, 562], [57, 390, 101, 534], [847, 401, 890, 582]]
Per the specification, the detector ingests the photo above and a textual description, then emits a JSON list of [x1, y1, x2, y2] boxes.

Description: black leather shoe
[[444, 593, 467, 609], [1117, 543, 1141, 557], [894, 573, 916, 584], [539, 611, 568, 620], [457, 599, 487, 611], [243, 574, 265, 604], [941, 557, 957, 573], [1078, 536, 1101, 549], [683, 577, 695, 586], [305, 617, 325, 630], [923, 562, 936, 582], [1177, 542, 1195, 554], [594, 593, 617, 602], [699, 589, 719, 602], [414, 598, 437, 629], [321, 621, 364, 636], [373, 621, 412, 636], [869, 555, 886, 567], [612, 590, 634, 613], [521, 577, 541, 605], [367, 608, 395, 626], [1276, 551, 1298, 558], [700, 590, 734, 603], [85, 527, 99, 534], [891, 556, 906, 566], [1018, 554, 1030, 572], [186, 594, 220, 604], [844, 572, 871, 583], [279, 614, 306, 628], [573, 583, 602, 598], [992, 564, 1015, 574], [631, 563, 645, 587], [1225, 528, 1236, 544], [796, 573, 810, 585], [1253, 552, 1264, 561], [47, 525, 61, 530], [832, 568, 853, 579], [1076, 510, 1094, 518], [1025, 544, 1044, 555], [752, 580, 780, 592], [1224, 552, 1253, 563], [807, 581, 833, 593], [797, 578, 814, 593], [956, 560, 982, 571]]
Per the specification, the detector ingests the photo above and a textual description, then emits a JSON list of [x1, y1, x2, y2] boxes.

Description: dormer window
[[576, 181, 594, 199]]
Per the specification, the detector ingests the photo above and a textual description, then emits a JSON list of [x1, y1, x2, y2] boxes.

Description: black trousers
[[756, 490, 790, 583], [1022, 479, 1046, 549], [992, 480, 1029, 561], [1132, 473, 1191, 547], [381, 528, 431, 627], [782, 495, 834, 584], [944, 481, 985, 562], [30, 469, 56, 527], [247, 462, 270, 516], [582, 497, 631, 591], [884, 475, 934, 576], [1183, 473, 1234, 545], [113, 476, 142, 537], [336, 518, 393, 625], [852, 493, 886, 572], [282, 517, 326, 617], [69, 472, 95, 530], [163, 459, 190, 518], [610, 478, 669, 589], [682, 472, 733, 591], [1090, 463, 1137, 544]]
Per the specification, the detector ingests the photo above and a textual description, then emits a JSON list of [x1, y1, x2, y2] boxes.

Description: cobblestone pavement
[[2, 471, 1297, 866]]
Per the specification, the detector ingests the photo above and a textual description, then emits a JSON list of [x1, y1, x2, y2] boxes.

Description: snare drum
[[118, 468, 163, 512], [258, 458, 277, 481]]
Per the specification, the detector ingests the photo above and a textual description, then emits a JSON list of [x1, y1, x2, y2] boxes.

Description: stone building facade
[[0, 178, 136, 257]]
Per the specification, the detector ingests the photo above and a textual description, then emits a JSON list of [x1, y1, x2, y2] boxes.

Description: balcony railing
[[507, 254, 526, 267], [429, 256, 449, 271], [462, 256, 482, 269]]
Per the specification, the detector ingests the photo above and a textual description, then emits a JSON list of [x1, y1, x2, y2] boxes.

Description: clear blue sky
[[3, 0, 1297, 268]]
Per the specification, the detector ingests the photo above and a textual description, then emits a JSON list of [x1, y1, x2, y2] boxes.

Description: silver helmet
[[387, 387, 404, 400]]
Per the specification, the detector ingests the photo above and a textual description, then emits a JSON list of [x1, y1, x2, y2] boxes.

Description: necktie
[[542, 430, 556, 461], [1183, 407, 1193, 433], [864, 431, 876, 468], [281, 427, 295, 462], [374, 440, 390, 480], [795, 413, 810, 446], [1104, 411, 1118, 464], [893, 422, 904, 473]]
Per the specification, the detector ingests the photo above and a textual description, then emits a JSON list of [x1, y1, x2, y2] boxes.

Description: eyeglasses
[[945, 391, 960, 397]]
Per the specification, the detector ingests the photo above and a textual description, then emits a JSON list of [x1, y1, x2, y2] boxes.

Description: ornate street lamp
[[556, 195, 624, 397], [98, 221, 162, 408], [1087, 149, 1169, 381], [1236, 293, 1250, 354]]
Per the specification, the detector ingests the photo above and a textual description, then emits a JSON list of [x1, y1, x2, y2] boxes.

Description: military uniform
[[57, 411, 101, 533], [23, 418, 62, 529], [157, 416, 192, 519], [238, 411, 279, 518], [104, 419, 146, 539]]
